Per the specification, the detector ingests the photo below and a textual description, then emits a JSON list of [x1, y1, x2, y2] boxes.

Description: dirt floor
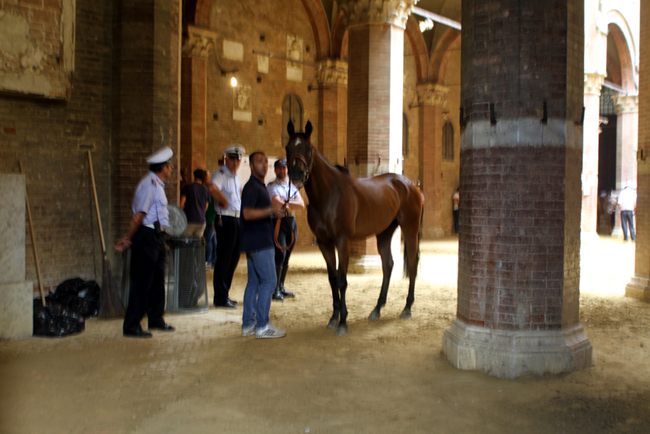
[[1, 236, 650, 433]]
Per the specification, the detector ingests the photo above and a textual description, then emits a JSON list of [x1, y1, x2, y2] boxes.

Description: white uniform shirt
[[618, 187, 637, 211], [452, 191, 460, 211], [132, 171, 169, 227], [211, 166, 241, 214], [267, 177, 301, 204]]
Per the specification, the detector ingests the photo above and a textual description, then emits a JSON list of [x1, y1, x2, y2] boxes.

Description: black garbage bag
[[50, 278, 101, 317], [33, 298, 85, 337]]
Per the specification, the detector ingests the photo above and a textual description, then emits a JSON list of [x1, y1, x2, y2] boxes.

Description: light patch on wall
[[223, 40, 243, 61], [286, 35, 302, 82], [257, 54, 269, 74], [233, 85, 252, 122]]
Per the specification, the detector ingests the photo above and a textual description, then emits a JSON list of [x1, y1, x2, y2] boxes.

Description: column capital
[[416, 83, 449, 108], [182, 25, 218, 58], [316, 59, 348, 86], [338, 0, 418, 29], [583, 73, 605, 96], [613, 94, 639, 114]]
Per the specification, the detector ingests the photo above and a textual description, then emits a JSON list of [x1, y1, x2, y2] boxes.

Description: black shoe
[[272, 289, 284, 301], [124, 329, 153, 339], [149, 323, 175, 332], [214, 299, 238, 308], [228, 298, 238, 305], [280, 287, 295, 298]]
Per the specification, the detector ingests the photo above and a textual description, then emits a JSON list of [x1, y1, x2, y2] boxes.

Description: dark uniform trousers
[[213, 215, 241, 304], [123, 226, 166, 333], [273, 216, 296, 288]]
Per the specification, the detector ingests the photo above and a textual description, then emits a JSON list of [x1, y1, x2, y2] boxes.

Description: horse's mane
[[335, 165, 350, 175]]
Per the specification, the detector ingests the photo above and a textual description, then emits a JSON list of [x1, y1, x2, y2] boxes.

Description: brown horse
[[286, 121, 424, 336]]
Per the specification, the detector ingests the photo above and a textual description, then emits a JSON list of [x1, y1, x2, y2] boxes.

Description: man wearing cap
[[266, 157, 304, 301], [209, 145, 245, 308], [115, 146, 176, 338]]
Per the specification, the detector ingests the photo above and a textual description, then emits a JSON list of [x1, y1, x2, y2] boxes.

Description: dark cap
[[274, 158, 287, 168]]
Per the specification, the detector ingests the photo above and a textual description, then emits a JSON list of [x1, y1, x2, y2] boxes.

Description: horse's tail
[[403, 206, 423, 280]]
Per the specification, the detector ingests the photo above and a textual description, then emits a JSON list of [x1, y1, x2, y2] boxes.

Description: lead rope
[[274, 183, 295, 251]]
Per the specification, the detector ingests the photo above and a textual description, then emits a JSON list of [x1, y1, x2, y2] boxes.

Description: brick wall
[[0, 0, 114, 294]]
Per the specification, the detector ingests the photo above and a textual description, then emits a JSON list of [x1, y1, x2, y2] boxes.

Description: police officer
[[115, 146, 176, 338], [266, 157, 304, 301], [209, 145, 245, 308]]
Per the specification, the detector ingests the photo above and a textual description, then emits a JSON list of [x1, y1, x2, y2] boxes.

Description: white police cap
[[224, 144, 246, 160], [146, 146, 173, 164]]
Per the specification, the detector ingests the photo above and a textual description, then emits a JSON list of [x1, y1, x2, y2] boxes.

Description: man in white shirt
[[617, 184, 637, 242], [209, 145, 245, 308]]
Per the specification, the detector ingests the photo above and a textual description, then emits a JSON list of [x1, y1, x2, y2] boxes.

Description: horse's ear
[[287, 121, 295, 137], [305, 121, 312, 138]]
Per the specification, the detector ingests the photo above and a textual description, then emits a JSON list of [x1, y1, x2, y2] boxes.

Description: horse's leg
[[335, 237, 350, 336], [400, 211, 421, 320], [369, 221, 398, 321], [317, 242, 340, 329]]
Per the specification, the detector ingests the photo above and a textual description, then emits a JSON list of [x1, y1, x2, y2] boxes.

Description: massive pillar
[[442, 0, 592, 378], [613, 95, 639, 189], [338, 0, 416, 272], [181, 26, 215, 178], [626, 0, 649, 301], [582, 73, 605, 238], [317, 60, 348, 166], [417, 84, 447, 238]]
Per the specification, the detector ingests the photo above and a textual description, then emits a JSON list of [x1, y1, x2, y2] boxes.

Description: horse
[[285, 121, 424, 336]]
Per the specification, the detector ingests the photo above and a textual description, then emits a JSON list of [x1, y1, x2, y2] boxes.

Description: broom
[[88, 151, 125, 318]]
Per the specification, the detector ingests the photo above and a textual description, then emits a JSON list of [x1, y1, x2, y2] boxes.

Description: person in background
[[115, 146, 176, 338], [180, 168, 210, 238], [452, 187, 460, 234], [617, 184, 637, 242], [240, 151, 286, 339], [204, 192, 217, 269], [209, 145, 245, 308], [266, 157, 304, 301]]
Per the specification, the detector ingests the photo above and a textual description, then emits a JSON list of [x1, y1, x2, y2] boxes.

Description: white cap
[[146, 146, 173, 164], [224, 144, 246, 160]]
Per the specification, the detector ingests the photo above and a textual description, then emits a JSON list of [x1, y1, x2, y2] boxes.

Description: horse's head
[[285, 120, 314, 189]]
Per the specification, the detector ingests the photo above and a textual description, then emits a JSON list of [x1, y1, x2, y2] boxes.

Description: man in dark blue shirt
[[240, 151, 286, 339]]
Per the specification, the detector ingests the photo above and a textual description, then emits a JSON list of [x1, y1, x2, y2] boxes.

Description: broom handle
[[19, 162, 47, 307], [87, 151, 107, 254]]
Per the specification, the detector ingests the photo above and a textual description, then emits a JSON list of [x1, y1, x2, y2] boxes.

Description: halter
[[287, 140, 314, 188]]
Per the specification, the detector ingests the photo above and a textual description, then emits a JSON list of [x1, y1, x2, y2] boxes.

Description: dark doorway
[[597, 114, 617, 234]]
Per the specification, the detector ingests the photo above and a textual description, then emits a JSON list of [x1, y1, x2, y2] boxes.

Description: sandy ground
[[1, 236, 649, 433]]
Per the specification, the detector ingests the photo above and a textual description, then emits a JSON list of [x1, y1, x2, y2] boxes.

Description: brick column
[[626, 0, 650, 301], [581, 73, 604, 239], [417, 83, 447, 238], [114, 0, 181, 237], [339, 0, 416, 272], [181, 26, 215, 178], [442, 0, 592, 378], [317, 60, 348, 166]]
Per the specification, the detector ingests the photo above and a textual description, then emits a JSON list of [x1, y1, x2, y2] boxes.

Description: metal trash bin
[[166, 237, 209, 314]]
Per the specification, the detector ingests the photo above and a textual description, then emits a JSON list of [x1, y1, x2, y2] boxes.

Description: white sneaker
[[255, 324, 286, 339], [242, 324, 256, 337]]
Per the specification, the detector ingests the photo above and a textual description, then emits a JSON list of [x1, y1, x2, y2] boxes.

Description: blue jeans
[[621, 211, 636, 241], [242, 248, 277, 330], [204, 224, 217, 263]]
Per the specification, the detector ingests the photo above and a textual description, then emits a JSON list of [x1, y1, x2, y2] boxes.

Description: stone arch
[[404, 15, 429, 84], [192, 0, 330, 59], [606, 20, 636, 92], [428, 27, 461, 83], [332, 10, 347, 60]]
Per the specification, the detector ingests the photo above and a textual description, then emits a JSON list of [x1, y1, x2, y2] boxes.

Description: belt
[[219, 210, 240, 218]]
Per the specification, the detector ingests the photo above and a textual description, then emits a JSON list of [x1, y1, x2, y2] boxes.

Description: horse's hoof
[[327, 319, 339, 329], [400, 310, 411, 319], [368, 310, 381, 321], [335, 326, 348, 337]]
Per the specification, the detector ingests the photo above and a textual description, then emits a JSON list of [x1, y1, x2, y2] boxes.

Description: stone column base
[[0, 281, 33, 339], [626, 276, 650, 301], [442, 318, 593, 379]]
